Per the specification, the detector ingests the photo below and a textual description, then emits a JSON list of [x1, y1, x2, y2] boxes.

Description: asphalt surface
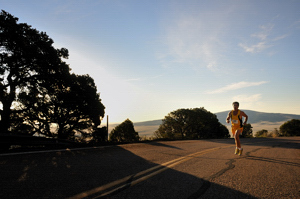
[[0, 137, 299, 199]]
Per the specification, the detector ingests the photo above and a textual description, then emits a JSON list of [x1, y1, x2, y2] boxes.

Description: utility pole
[[106, 115, 109, 138]]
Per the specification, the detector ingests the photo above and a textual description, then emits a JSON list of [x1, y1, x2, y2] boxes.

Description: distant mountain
[[109, 110, 300, 136], [133, 110, 300, 127], [134, 119, 163, 126], [215, 110, 300, 125]]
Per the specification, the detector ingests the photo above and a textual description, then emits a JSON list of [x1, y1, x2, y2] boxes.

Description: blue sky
[[1, 0, 300, 123]]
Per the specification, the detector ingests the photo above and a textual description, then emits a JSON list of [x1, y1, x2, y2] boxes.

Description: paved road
[[0, 137, 299, 199]]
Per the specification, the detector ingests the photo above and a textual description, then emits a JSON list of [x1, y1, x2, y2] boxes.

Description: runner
[[226, 102, 248, 155]]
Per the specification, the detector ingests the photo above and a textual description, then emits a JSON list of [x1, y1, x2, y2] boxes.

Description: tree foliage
[[109, 119, 139, 142], [240, 123, 253, 138], [0, 10, 69, 133], [279, 119, 300, 136], [17, 74, 105, 140], [0, 10, 105, 141], [255, 129, 268, 137], [154, 108, 230, 139]]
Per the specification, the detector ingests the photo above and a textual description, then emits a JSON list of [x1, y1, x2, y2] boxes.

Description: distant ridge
[[108, 110, 300, 136], [133, 110, 300, 126], [215, 110, 300, 125], [134, 119, 163, 126]]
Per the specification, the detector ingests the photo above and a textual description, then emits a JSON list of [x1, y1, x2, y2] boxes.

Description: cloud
[[159, 8, 229, 71], [232, 94, 262, 103], [239, 23, 288, 53], [125, 74, 164, 82], [273, 34, 289, 41], [239, 24, 274, 53], [126, 78, 141, 82], [231, 94, 264, 111], [251, 24, 274, 40], [239, 42, 271, 53], [207, 81, 268, 94], [291, 19, 300, 29]]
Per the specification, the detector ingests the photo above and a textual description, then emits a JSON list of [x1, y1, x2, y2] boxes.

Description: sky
[[1, 0, 300, 124]]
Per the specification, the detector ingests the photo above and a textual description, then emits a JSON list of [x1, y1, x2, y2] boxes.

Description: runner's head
[[232, 101, 239, 110]]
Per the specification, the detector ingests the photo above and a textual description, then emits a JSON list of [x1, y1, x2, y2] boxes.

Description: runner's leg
[[237, 129, 244, 155], [232, 128, 238, 154], [234, 129, 242, 148]]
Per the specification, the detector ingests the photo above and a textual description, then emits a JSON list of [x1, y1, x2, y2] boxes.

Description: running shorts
[[232, 126, 243, 136]]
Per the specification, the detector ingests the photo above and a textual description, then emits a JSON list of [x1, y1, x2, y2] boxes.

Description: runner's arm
[[241, 111, 248, 125], [226, 111, 231, 123]]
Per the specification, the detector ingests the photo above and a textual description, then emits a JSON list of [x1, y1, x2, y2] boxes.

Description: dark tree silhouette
[[18, 74, 105, 140], [0, 10, 69, 133], [0, 10, 105, 141], [279, 119, 300, 136], [155, 108, 230, 139], [109, 119, 139, 142]]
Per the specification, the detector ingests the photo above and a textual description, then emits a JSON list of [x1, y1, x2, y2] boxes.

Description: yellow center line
[[69, 145, 233, 199]]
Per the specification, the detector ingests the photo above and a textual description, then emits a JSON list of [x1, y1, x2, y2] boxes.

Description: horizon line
[[102, 109, 300, 125]]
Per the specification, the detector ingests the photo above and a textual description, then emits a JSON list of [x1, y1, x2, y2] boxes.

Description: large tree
[[0, 10, 105, 141], [0, 10, 69, 133], [155, 108, 230, 139], [17, 74, 105, 140]]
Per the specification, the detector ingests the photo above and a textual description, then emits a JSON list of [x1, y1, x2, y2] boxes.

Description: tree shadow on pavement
[[0, 145, 258, 199], [143, 141, 183, 150], [245, 155, 300, 167], [206, 137, 300, 150]]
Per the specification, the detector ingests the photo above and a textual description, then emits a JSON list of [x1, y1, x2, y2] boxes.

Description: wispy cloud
[[151, 74, 164, 79], [239, 24, 274, 53], [207, 81, 268, 94], [231, 94, 264, 111], [291, 19, 300, 29], [159, 7, 230, 71], [239, 42, 271, 53], [125, 74, 164, 82], [239, 23, 288, 54], [126, 78, 141, 82], [232, 94, 263, 109], [251, 24, 274, 40], [232, 94, 262, 103], [273, 34, 289, 41]]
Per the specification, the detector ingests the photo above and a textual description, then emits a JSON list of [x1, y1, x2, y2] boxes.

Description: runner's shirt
[[231, 110, 243, 128]]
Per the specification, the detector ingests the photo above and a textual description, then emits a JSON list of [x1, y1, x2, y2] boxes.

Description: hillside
[[134, 119, 163, 126], [109, 110, 300, 137], [134, 110, 300, 127], [215, 110, 300, 125]]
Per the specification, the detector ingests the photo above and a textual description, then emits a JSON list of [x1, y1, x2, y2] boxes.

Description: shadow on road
[[206, 137, 300, 150], [143, 141, 183, 150], [0, 144, 258, 199], [245, 155, 300, 167]]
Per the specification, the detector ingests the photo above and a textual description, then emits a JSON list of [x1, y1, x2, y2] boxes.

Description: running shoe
[[238, 148, 243, 156], [234, 148, 239, 155]]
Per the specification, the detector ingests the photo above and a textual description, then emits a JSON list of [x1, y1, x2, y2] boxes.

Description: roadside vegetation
[[254, 119, 300, 137], [240, 123, 253, 138], [154, 108, 230, 139], [255, 129, 279, 138], [109, 119, 139, 142]]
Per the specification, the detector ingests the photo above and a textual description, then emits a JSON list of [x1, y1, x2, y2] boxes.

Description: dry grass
[[251, 121, 286, 133]]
